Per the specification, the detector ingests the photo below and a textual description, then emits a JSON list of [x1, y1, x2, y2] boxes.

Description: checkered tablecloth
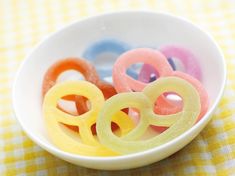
[[1, 0, 235, 175]]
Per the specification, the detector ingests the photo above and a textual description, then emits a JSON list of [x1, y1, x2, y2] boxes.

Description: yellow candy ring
[[43, 80, 134, 156], [96, 77, 201, 154]]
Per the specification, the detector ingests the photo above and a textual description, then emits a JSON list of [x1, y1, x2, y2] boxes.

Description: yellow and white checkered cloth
[[1, 0, 235, 175]]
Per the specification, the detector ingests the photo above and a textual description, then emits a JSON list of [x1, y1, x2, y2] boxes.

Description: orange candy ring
[[42, 58, 100, 100]]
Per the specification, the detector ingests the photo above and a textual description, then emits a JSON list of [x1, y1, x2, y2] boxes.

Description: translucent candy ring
[[113, 48, 173, 92]]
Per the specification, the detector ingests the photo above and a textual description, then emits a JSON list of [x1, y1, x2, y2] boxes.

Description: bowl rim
[[12, 10, 227, 162]]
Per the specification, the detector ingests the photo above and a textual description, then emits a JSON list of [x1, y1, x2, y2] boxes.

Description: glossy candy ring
[[43, 81, 134, 156], [97, 77, 201, 154], [82, 39, 137, 79], [113, 48, 172, 92]]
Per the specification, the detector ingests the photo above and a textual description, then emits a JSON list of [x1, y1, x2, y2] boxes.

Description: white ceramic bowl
[[12, 11, 226, 170]]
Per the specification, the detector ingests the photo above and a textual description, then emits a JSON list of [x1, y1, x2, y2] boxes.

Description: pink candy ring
[[160, 45, 202, 81], [113, 48, 208, 132], [113, 48, 172, 92]]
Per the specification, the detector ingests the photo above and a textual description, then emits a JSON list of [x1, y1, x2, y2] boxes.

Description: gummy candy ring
[[82, 39, 137, 80], [113, 48, 173, 92], [43, 81, 134, 156], [97, 77, 201, 154]]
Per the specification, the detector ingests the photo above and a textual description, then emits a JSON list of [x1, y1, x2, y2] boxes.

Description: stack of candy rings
[[42, 58, 119, 134], [42, 39, 209, 156]]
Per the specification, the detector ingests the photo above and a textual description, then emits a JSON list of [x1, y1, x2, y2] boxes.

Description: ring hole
[[93, 52, 119, 83], [57, 70, 85, 83], [59, 123, 81, 139], [91, 122, 120, 136], [121, 108, 129, 114], [61, 123, 79, 133], [121, 108, 161, 139], [171, 57, 185, 72], [93, 52, 118, 70], [141, 126, 162, 139], [114, 107, 134, 137], [104, 108, 136, 137], [126, 63, 143, 80], [57, 95, 90, 116], [57, 97, 78, 116], [126, 63, 159, 83], [140, 64, 159, 83], [154, 92, 183, 115]]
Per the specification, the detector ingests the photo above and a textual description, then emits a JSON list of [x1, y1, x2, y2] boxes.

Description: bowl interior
[[13, 12, 225, 162]]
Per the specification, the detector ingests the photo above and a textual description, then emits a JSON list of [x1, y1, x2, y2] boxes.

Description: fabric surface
[[1, 0, 235, 175]]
